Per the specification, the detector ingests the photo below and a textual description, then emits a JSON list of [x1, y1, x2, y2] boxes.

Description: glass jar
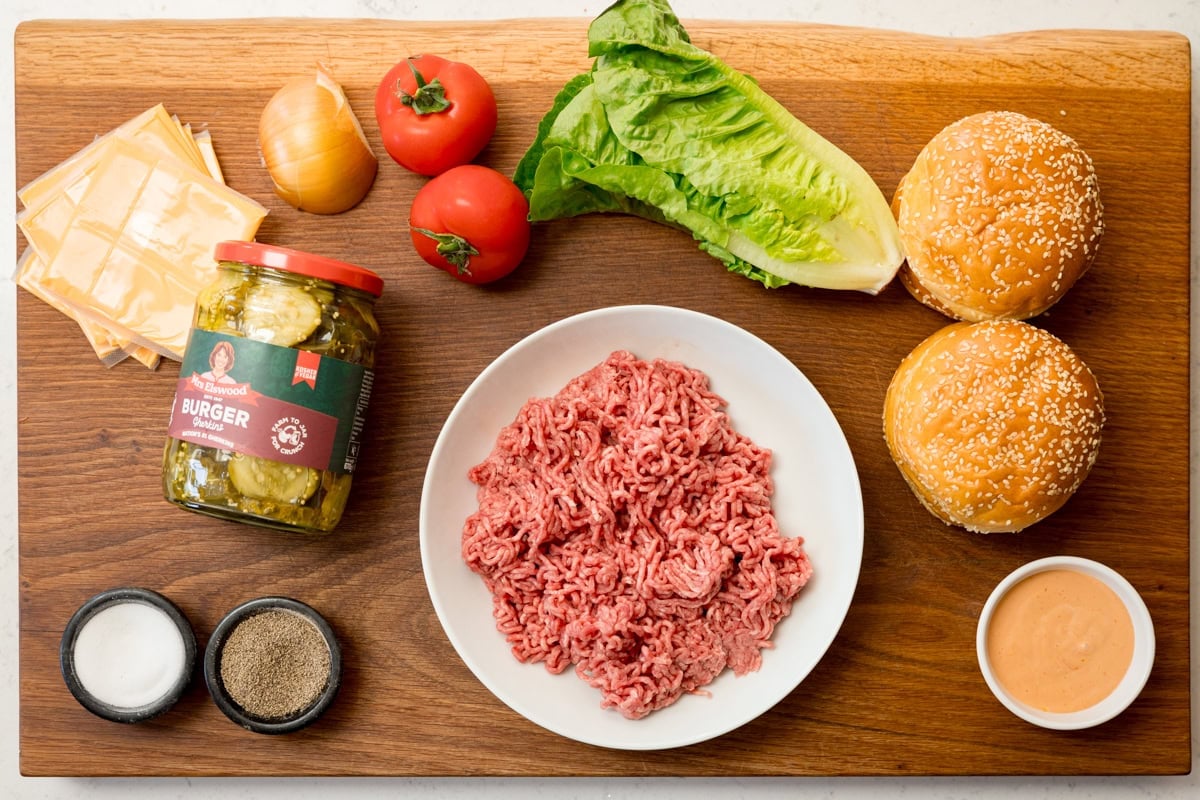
[[163, 241, 382, 533]]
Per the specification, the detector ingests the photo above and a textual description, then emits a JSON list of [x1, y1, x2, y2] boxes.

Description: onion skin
[[259, 65, 378, 214]]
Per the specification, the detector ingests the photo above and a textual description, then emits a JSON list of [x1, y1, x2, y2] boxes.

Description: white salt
[[72, 600, 186, 709]]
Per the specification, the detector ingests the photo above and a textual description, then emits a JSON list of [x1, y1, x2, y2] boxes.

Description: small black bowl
[[60, 587, 197, 723], [204, 596, 342, 735]]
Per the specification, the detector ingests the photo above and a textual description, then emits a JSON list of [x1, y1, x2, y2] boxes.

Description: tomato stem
[[396, 59, 452, 115], [413, 227, 479, 274]]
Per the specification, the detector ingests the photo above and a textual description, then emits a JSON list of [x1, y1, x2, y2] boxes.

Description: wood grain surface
[[14, 17, 1191, 777]]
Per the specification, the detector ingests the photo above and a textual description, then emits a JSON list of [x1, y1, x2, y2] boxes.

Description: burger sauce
[[986, 569, 1134, 713]]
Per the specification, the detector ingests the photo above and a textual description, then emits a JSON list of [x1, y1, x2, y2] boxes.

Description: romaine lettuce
[[513, 0, 904, 292]]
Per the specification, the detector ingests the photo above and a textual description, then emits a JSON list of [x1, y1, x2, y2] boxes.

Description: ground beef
[[462, 350, 813, 719]]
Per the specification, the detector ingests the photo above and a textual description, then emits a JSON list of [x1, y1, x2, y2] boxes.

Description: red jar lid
[[214, 241, 384, 297]]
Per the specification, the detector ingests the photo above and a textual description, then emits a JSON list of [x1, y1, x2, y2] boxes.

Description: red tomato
[[409, 165, 531, 285], [374, 54, 498, 176]]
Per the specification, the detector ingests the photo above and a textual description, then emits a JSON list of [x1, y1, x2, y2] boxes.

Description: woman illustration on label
[[200, 340, 237, 385]]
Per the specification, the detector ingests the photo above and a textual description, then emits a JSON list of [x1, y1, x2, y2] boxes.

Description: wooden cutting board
[[14, 17, 1191, 777]]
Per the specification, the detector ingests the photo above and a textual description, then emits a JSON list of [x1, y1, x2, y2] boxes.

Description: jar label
[[166, 329, 374, 473]]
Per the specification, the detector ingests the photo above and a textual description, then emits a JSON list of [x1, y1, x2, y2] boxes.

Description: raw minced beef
[[462, 350, 813, 719]]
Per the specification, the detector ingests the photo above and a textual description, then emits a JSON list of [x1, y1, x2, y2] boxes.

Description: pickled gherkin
[[163, 241, 382, 533], [241, 281, 323, 346], [228, 453, 320, 503]]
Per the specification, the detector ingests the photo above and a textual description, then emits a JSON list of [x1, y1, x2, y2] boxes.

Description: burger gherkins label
[[167, 329, 374, 474]]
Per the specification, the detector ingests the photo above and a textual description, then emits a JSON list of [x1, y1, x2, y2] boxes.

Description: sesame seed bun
[[883, 320, 1105, 533], [892, 111, 1103, 321]]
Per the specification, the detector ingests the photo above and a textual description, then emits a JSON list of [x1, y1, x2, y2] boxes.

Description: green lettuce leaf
[[514, 0, 903, 292]]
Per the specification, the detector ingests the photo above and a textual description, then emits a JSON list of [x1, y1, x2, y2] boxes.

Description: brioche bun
[[884, 319, 1104, 533], [893, 111, 1103, 321]]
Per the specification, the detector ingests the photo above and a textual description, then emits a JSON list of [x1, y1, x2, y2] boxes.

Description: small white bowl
[[976, 555, 1155, 730]]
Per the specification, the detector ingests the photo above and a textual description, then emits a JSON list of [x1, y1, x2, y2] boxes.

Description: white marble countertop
[[2, 0, 1196, 797]]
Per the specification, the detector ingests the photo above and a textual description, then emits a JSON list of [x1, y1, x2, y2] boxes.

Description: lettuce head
[[514, 0, 904, 292]]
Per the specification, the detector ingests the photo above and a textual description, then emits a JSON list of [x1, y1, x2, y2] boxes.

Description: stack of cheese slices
[[15, 104, 266, 368]]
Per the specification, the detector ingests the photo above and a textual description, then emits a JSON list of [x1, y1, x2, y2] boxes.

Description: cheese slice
[[15, 248, 128, 365], [18, 104, 208, 213], [23, 136, 266, 359], [193, 129, 225, 186], [18, 105, 217, 366], [17, 105, 263, 364], [15, 248, 163, 368]]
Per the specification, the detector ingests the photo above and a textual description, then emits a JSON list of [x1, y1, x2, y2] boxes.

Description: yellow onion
[[259, 64, 378, 214]]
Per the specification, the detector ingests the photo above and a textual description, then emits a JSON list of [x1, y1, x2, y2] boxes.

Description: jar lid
[[60, 587, 197, 723], [214, 240, 384, 297]]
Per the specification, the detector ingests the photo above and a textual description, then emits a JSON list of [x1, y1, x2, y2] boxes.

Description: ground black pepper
[[218, 609, 331, 720]]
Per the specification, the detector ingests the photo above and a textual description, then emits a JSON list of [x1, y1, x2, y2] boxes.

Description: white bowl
[[975, 555, 1155, 730], [419, 305, 864, 749]]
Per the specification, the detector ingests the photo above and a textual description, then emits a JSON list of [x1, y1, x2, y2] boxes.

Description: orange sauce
[[986, 568, 1134, 713]]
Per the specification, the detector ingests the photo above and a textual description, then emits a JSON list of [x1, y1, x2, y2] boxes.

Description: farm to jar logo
[[271, 417, 308, 457]]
